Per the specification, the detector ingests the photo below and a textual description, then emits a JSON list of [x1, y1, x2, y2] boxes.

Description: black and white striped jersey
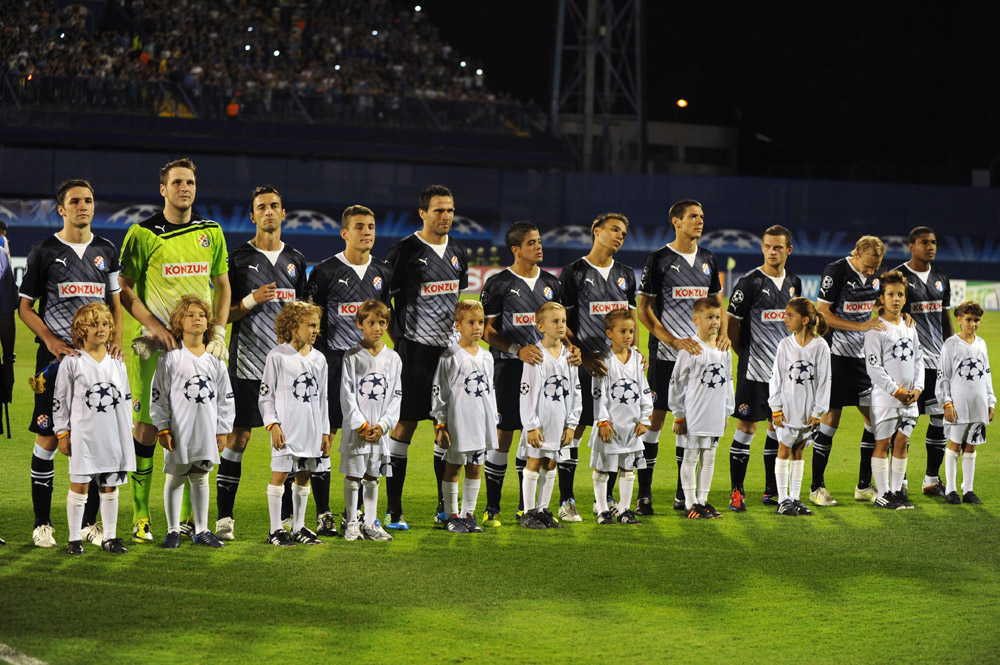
[[817, 257, 878, 359], [728, 268, 803, 383], [481, 267, 562, 360], [896, 262, 951, 370], [19, 234, 121, 342], [386, 233, 468, 347], [228, 242, 307, 381], [306, 252, 393, 354], [637, 245, 721, 362], [560, 258, 636, 356]]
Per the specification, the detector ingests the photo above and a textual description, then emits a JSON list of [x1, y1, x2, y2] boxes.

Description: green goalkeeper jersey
[[119, 212, 229, 339]]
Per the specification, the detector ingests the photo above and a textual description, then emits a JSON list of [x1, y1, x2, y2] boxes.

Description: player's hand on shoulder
[[715, 335, 731, 352], [636, 348, 649, 371], [861, 318, 886, 332], [566, 343, 582, 367], [149, 322, 179, 351], [206, 325, 228, 360], [902, 312, 915, 328], [47, 336, 79, 360], [673, 337, 702, 355], [581, 355, 608, 377], [518, 344, 544, 366]]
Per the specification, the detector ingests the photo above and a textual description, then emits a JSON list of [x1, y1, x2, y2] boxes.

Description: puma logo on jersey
[[585, 278, 595, 286], [248, 264, 260, 273], [847, 281, 858, 289], [509, 288, 521, 297], [54, 258, 67, 266], [338, 279, 350, 286], [669, 264, 681, 272], [761, 288, 771, 295], [154, 225, 166, 234], [417, 257, 429, 265]]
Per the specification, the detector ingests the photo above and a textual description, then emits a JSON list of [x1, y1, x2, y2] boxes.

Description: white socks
[[618, 470, 635, 513], [962, 451, 977, 493], [944, 448, 978, 494], [66, 490, 88, 542], [291, 483, 310, 533], [461, 478, 480, 517], [890, 456, 907, 493], [775, 458, 790, 504], [696, 448, 716, 505], [789, 460, 804, 502], [100, 488, 119, 541], [362, 479, 379, 526], [537, 469, 556, 512], [163, 473, 186, 532], [681, 449, 699, 509], [344, 479, 360, 523], [592, 471, 609, 513], [871, 457, 890, 497], [442, 480, 459, 516], [188, 471, 210, 534], [522, 470, 539, 512], [266, 483, 284, 533]]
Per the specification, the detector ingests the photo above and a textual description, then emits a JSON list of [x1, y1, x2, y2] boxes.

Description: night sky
[[421, 1, 999, 185]]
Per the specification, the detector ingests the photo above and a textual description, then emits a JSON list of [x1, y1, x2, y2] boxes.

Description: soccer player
[[0, 244, 13, 547], [813, 235, 885, 507], [306, 205, 393, 532], [894, 226, 952, 497], [52, 303, 134, 554], [480, 221, 567, 527], [151, 296, 234, 548], [864, 271, 923, 510], [590, 309, 652, 525], [769, 298, 831, 516], [939, 301, 995, 505], [340, 300, 401, 542], [215, 186, 306, 541], [119, 158, 230, 543], [559, 212, 637, 520], [637, 199, 729, 513], [19, 179, 123, 548], [259, 301, 330, 546], [431, 300, 497, 533], [384, 186, 468, 530], [726, 225, 802, 510], [518, 302, 581, 529], [669, 298, 735, 520]]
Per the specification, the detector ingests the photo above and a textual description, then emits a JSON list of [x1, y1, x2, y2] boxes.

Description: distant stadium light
[[273, 50, 280, 56], [334, 64, 341, 71], [676, 99, 688, 108], [476, 69, 483, 76], [460, 61, 467, 68], [372, 29, 378, 36], [244, 44, 251, 51], [415, 5, 421, 11], [60, 33, 65, 39], [247, 26, 253, 32], [27, 74, 33, 81]]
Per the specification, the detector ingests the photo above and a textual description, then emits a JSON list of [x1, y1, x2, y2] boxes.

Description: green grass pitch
[[1, 305, 999, 664]]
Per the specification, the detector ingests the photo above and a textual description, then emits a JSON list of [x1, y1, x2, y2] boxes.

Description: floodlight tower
[[550, 0, 644, 173]]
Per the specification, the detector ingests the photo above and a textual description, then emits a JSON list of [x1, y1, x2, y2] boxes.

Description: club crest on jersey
[[198, 234, 210, 248], [94, 255, 106, 270], [543, 286, 553, 301], [36, 414, 51, 430], [935, 280, 943, 292], [701, 262, 711, 276], [451, 255, 461, 270], [789, 286, 796, 296], [132, 399, 141, 412], [738, 403, 749, 416], [871, 278, 880, 291], [373, 275, 383, 291], [286, 263, 297, 278], [617, 276, 627, 291]]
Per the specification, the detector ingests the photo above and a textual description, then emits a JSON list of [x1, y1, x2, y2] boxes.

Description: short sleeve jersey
[[560, 258, 636, 356], [119, 213, 228, 335], [227, 242, 307, 381], [817, 257, 878, 359], [638, 245, 722, 361], [386, 233, 468, 347], [727, 268, 803, 383], [481, 267, 563, 361], [19, 234, 122, 342], [306, 253, 393, 354], [896, 262, 951, 370]]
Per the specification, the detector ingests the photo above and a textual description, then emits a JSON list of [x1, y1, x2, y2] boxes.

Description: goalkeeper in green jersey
[[118, 158, 231, 543]]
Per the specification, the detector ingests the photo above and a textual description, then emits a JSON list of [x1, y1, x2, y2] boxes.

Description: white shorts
[[443, 446, 485, 467], [164, 460, 214, 476], [676, 434, 720, 450], [69, 470, 129, 487], [590, 449, 646, 473], [271, 455, 321, 474], [871, 405, 917, 440], [775, 426, 814, 448], [523, 444, 560, 460], [945, 422, 987, 445], [339, 449, 391, 478]]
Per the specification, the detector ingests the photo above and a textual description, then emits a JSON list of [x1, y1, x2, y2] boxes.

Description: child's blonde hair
[[168, 295, 213, 344], [603, 307, 633, 331], [535, 301, 566, 326], [455, 299, 484, 322], [786, 297, 828, 336], [70, 302, 114, 349], [275, 300, 323, 344], [356, 299, 391, 324]]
